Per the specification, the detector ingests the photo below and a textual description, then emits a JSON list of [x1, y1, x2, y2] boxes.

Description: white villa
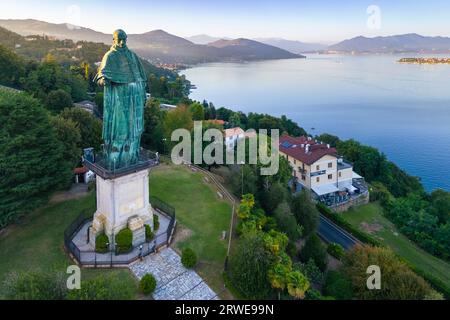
[[279, 135, 369, 210], [224, 127, 245, 151]]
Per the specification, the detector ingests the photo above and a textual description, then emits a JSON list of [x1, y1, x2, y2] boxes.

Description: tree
[[0, 44, 25, 88], [237, 194, 255, 220], [228, 112, 242, 128], [268, 261, 290, 295], [0, 90, 73, 227], [430, 189, 450, 224], [323, 270, 354, 300], [274, 202, 302, 241], [299, 234, 328, 271], [164, 105, 193, 145], [60, 107, 102, 151], [51, 115, 82, 175], [286, 270, 310, 299], [343, 245, 434, 300], [188, 102, 205, 121], [228, 233, 276, 299], [291, 190, 319, 238], [142, 98, 165, 153], [46, 89, 73, 113], [260, 182, 288, 214]]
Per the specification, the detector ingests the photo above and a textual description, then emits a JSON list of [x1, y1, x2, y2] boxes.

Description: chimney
[[305, 144, 310, 153], [327, 144, 330, 149]]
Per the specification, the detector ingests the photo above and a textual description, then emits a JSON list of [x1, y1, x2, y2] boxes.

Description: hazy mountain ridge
[[186, 34, 231, 45], [328, 33, 450, 53], [254, 37, 327, 53], [0, 19, 301, 65], [207, 38, 306, 59]]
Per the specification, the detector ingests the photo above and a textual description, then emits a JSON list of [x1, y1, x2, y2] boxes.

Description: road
[[317, 214, 362, 250]]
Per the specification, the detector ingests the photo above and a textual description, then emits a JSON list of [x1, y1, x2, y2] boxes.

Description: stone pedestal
[[89, 168, 153, 249]]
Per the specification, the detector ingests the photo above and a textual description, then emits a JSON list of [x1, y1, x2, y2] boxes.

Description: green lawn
[[0, 192, 137, 299], [343, 202, 450, 291], [0, 164, 233, 299], [149, 164, 233, 298]]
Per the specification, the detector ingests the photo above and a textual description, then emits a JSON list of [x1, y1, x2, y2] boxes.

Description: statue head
[[113, 29, 127, 48]]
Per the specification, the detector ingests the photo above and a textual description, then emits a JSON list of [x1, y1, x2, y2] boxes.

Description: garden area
[[342, 202, 450, 294], [0, 192, 138, 299], [149, 164, 234, 299]]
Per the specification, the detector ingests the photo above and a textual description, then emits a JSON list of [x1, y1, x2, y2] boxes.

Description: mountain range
[[254, 38, 327, 53], [1, 19, 449, 64], [0, 19, 302, 65], [328, 33, 450, 53], [186, 34, 231, 45]]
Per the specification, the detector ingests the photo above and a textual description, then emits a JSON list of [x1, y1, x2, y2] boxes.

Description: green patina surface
[[94, 29, 147, 169]]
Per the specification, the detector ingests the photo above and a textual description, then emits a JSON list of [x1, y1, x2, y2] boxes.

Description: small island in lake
[[398, 57, 450, 64]]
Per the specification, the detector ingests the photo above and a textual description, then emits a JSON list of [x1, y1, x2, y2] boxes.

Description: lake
[[181, 54, 450, 192]]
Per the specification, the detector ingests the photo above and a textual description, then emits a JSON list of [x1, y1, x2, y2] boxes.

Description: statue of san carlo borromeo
[[94, 29, 147, 169]]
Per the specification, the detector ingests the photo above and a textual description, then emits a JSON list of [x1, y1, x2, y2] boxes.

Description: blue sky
[[1, 0, 450, 43]]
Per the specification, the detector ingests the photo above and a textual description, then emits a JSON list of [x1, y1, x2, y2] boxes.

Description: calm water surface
[[182, 54, 450, 192]]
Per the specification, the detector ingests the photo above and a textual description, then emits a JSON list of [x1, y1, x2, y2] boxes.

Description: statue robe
[[95, 45, 147, 169]]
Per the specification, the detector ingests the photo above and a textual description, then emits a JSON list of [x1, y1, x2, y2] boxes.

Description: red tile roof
[[74, 166, 88, 174], [279, 135, 338, 165]]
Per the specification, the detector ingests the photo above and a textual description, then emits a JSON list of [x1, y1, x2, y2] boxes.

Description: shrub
[[115, 228, 133, 254], [153, 214, 160, 232], [327, 243, 345, 260], [139, 274, 157, 295], [95, 233, 109, 253], [181, 248, 197, 269], [145, 224, 154, 242]]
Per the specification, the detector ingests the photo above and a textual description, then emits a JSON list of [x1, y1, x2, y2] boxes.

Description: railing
[[64, 196, 177, 267], [84, 148, 160, 180], [150, 196, 176, 219]]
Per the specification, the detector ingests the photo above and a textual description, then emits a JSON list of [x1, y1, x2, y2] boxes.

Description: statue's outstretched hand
[[98, 78, 110, 86]]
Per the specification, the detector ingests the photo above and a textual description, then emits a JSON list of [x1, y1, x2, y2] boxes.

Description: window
[[328, 174, 333, 180], [328, 162, 332, 168], [316, 165, 320, 171], [339, 172, 342, 178], [302, 175, 306, 181], [294, 159, 297, 165], [316, 177, 320, 183]]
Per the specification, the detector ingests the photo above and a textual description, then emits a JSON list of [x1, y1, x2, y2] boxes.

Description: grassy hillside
[[342, 203, 450, 294]]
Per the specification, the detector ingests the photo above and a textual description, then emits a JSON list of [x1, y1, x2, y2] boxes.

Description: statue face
[[113, 30, 127, 48]]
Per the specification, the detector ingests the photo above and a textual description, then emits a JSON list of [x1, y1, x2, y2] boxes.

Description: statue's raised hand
[[98, 77, 110, 86]]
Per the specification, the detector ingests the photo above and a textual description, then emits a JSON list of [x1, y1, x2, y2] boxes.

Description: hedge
[[95, 233, 109, 253], [115, 228, 133, 254], [145, 224, 155, 242], [153, 214, 160, 232]]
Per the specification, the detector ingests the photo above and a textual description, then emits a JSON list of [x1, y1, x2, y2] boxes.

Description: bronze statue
[[94, 29, 147, 169]]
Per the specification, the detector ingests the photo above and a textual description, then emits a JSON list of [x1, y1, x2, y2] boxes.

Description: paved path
[[317, 214, 362, 250], [129, 247, 218, 300]]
